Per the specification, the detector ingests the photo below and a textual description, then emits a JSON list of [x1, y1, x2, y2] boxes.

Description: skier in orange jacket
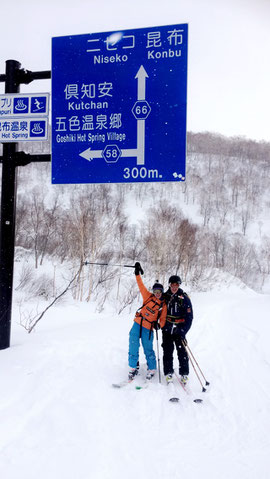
[[128, 262, 167, 381]]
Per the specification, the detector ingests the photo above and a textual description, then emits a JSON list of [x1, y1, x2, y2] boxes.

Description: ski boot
[[180, 375, 189, 386], [165, 373, 173, 384], [128, 361, 140, 380], [146, 370, 155, 380], [128, 368, 138, 380]]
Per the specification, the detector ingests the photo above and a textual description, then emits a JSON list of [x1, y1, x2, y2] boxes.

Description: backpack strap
[[135, 294, 161, 315], [166, 290, 187, 317], [136, 295, 163, 338]]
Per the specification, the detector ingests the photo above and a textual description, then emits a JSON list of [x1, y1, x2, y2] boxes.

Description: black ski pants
[[162, 329, 189, 376]]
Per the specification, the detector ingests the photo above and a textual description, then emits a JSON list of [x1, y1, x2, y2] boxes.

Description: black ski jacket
[[162, 288, 193, 337]]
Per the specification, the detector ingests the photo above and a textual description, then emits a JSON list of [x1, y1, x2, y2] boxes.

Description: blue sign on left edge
[[51, 24, 188, 184], [0, 93, 49, 117]]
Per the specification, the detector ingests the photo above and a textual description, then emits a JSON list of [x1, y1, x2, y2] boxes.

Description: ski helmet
[[152, 282, 164, 293], [168, 275, 182, 285]]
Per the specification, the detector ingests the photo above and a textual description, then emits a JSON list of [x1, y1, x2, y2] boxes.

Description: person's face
[[170, 283, 179, 294], [153, 290, 162, 299]]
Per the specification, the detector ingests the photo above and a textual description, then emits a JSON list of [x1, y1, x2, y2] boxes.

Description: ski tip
[[112, 384, 121, 388], [169, 397, 180, 403], [193, 398, 203, 403]]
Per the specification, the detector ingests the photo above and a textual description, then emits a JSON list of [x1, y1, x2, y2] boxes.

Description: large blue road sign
[[52, 24, 188, 184]]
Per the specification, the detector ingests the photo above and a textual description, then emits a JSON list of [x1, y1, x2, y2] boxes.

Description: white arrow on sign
[[135, 65, 148, 101], [121, 148, 137, 157], [79, 147, 103, 162], [134, 65, 149, 165], [136, 119, 145, 165], [79, 65, 149, 165]]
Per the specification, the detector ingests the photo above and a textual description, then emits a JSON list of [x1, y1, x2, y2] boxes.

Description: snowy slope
[[1, 285, 270, 479]]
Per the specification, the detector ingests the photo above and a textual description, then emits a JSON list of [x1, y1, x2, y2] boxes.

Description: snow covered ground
[[1, 283, 270, 479]]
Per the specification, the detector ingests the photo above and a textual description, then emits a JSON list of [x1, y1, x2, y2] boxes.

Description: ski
[[174, 373, 203, 404], [135, 375, 156, 389], [167, 380, 180, 403], [112, 378, 136, 388], [113, 374, 203, 405]]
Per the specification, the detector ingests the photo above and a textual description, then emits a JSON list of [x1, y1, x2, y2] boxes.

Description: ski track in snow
[[0, 291, 270, 479]]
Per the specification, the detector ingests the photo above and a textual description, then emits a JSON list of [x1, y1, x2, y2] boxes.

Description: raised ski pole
[[84, 261, 136, 269], [182, 340, 210, 387]]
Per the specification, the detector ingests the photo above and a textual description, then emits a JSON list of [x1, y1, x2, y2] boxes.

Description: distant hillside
[[187, 131, 270, 162], [1, 132, 270, 309]]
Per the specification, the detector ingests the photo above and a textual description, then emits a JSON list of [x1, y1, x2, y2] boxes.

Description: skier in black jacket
[[162, 275, 193, 385]]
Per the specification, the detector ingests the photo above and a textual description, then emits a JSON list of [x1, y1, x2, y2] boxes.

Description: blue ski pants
[[128, 321, 156, 370]]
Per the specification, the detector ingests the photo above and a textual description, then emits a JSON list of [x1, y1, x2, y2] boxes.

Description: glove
[[181, 336, 187, 346], [134, 262, 144, 275], [152, 321, 160, 331], [176, 326, 187, 342]]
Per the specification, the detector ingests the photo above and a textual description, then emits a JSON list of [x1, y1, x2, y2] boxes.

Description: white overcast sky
[[0, 0, 269, 142]]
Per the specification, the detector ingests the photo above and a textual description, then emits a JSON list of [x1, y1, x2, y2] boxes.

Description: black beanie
[[152, 282, 164, 292]]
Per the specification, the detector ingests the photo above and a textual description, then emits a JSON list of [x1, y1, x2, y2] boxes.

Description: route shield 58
[[51, 24, 188, 184]]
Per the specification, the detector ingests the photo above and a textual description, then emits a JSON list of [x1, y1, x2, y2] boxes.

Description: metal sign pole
[[0, 60, 51, 350], [0, 60, 20, 349]]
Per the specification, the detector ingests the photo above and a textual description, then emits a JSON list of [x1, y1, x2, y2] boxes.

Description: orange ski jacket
[[134, 275, 167, 330]]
